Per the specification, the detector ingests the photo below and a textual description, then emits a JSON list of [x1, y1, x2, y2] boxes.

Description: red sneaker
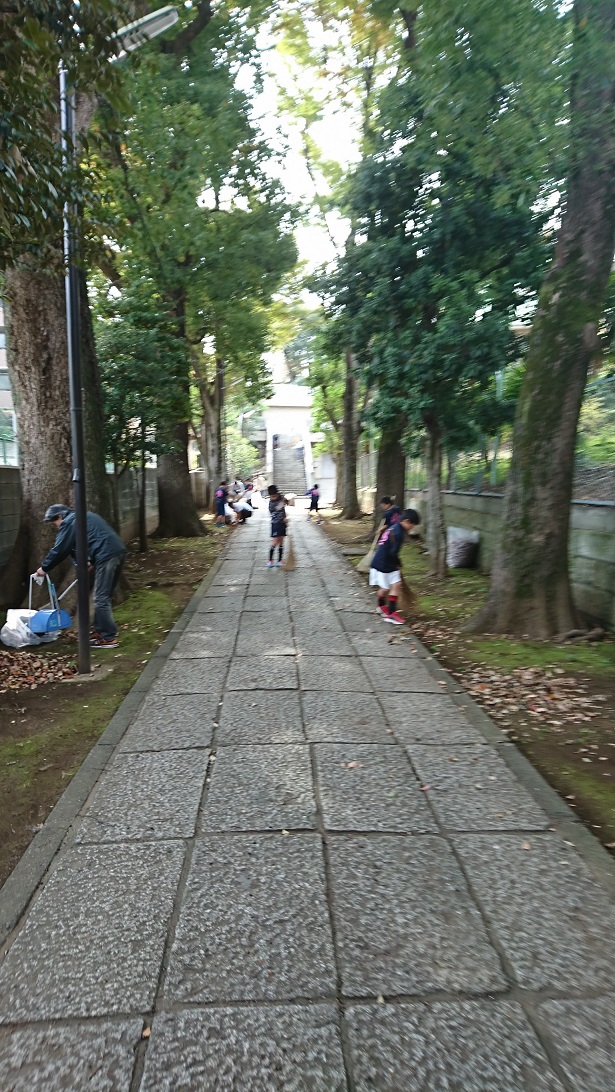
[[376, 605, 388, 620], [385, 610, 406, 626], [90, 635, 119, 648]]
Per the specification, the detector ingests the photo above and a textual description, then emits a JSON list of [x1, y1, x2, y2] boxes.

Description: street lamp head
[[112, 6, 179, 59]]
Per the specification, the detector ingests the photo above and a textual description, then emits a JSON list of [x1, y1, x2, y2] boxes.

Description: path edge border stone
[[0, 546, 227, 946], [321, 525, 615, 899]]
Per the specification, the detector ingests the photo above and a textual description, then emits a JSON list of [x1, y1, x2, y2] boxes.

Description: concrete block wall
[[0, 467, 159, 576], [0, 468, 21, 571], [407, 489, 615, 629]]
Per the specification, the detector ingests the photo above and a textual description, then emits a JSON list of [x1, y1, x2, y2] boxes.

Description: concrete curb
[[323, 525, 615, 900], [0, 547, 227, 946]]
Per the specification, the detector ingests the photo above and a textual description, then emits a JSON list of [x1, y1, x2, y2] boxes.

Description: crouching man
[[36, 504, 127, 649]]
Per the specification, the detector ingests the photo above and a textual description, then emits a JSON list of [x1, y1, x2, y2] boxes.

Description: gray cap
[[43, 504, 72, 522]]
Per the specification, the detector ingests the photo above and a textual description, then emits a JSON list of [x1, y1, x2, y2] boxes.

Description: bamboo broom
[[283, 526, 297, 571], [398, 572, 418, 618], [356, 521, 385, 574]]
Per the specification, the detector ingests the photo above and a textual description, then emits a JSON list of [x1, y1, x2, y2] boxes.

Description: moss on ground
[[0, 535, 222, 885]]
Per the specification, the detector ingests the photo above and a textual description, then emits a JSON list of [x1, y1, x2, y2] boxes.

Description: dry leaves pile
[[451, 664, 608, 732], [0, 649, 77, 694]]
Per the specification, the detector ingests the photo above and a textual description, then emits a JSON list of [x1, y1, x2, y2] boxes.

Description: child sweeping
[[267, 485, 287, 567], [306, 484, 322, 523], [369, 508, 420, 624]]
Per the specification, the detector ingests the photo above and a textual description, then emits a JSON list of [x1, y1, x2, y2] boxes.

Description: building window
[[0, 372, 11, 391], [0, 333, 6, 350]]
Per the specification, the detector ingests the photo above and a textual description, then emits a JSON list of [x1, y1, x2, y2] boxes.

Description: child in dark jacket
[[215, 481, 228, 526], [369, 508, 420, 624], [267, 485, 287, 567], [306, 484, 321, 523]]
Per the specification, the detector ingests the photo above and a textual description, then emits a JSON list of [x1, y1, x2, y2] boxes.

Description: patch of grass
[[0, 534, 223, 885]]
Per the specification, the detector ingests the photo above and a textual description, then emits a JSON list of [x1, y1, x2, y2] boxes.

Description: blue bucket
[[28, 575, 73, 634]]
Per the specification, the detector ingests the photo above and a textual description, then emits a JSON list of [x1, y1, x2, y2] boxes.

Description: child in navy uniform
[[215, 480, 228, 526], [306, 484, 321, 523], [379, 496, 401, 527], [370, 508, 420, 624], [268, 485, 287, 567]]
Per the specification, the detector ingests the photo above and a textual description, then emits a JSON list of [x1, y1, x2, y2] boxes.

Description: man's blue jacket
[[41, 511, 126, 573]]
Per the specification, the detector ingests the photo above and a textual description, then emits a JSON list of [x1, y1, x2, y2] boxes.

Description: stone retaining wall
[[407, 489, 615, 629], [0, 466, 159, 573]]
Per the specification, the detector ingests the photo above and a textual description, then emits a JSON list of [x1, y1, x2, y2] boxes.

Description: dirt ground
[[321, 512, 615, 855], [0, 528, 224, 887]]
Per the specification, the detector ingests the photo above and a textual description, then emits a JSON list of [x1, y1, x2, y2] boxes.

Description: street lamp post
[[59, 6, 178, 675]]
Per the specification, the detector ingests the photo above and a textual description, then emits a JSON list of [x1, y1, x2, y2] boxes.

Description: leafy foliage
[[94, 272, 189, 471], [0, 0, 124, 265]]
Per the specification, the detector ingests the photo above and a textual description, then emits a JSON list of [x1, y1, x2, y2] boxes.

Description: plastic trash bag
[[1, 609, 60, 648]]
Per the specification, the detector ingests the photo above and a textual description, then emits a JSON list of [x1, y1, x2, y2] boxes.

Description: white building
[[0, 303, 18, 466]]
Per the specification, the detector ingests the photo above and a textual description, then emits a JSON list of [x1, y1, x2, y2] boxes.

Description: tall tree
[[0, 0, 122, 606], [94, 271, 189, 547], [103, 10, 295, 529], [471, 0, 615, 636]]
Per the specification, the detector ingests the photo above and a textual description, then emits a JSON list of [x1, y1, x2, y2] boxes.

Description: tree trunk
[[79, 270, 112, 522], [469, 0, 615, 638], [332, 432, 343, 508], [425, 416, 447, 579], [138, 424, 148, 553], [373, 419, 406, 529], [157, 420, 203, 537], [0, 267, 74, 607], [341, 348, 362, 519], [194, 360, 219, 511], [215, 355, 226, 481], [156, 293, 202, 536]]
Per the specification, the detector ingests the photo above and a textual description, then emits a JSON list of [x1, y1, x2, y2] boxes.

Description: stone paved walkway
[[1, 509, 615, 1090]]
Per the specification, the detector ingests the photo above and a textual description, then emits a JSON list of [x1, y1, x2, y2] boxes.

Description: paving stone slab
[[292, 614, 345, 636], [0, 842, 184, 1020], [0, 1019, 142, 1092], [346, 1001, 564, 1092], [314, 744, 436, 833], [227, 656, 298, 690], [338, 613, 384, 634], [202, 582, 249, 597], [294, 632, 354, 656], [235, 625, 295, 656], [348, 633, 421, 658], [151, 659, 228, 696], [170, 633, 236, 659], [218, 691, 304, 746], [298, 656, 372, 693], [409, 745, 550, 830], [247, 583, 288, 597], [242, 600, 292, 619], [537, 996, 615, 1092], [302, 691, 392, 743], [384, 693, 486, 745], [196, 594, 245, 613], [287, 593, 325, 608], [328, 834, 504, 996], [204, 745, 316, 830], [215, 565, 254, 579], [185, 614, 239, 635], [360, 656, 449, 693], [454, 833, 615, 990], [165, 833, 336, 1003], [141, 1005, 346, 1092], [120, 695, 218, 751], [332, 600, 374, 614], [76, 751, 208, 843]]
